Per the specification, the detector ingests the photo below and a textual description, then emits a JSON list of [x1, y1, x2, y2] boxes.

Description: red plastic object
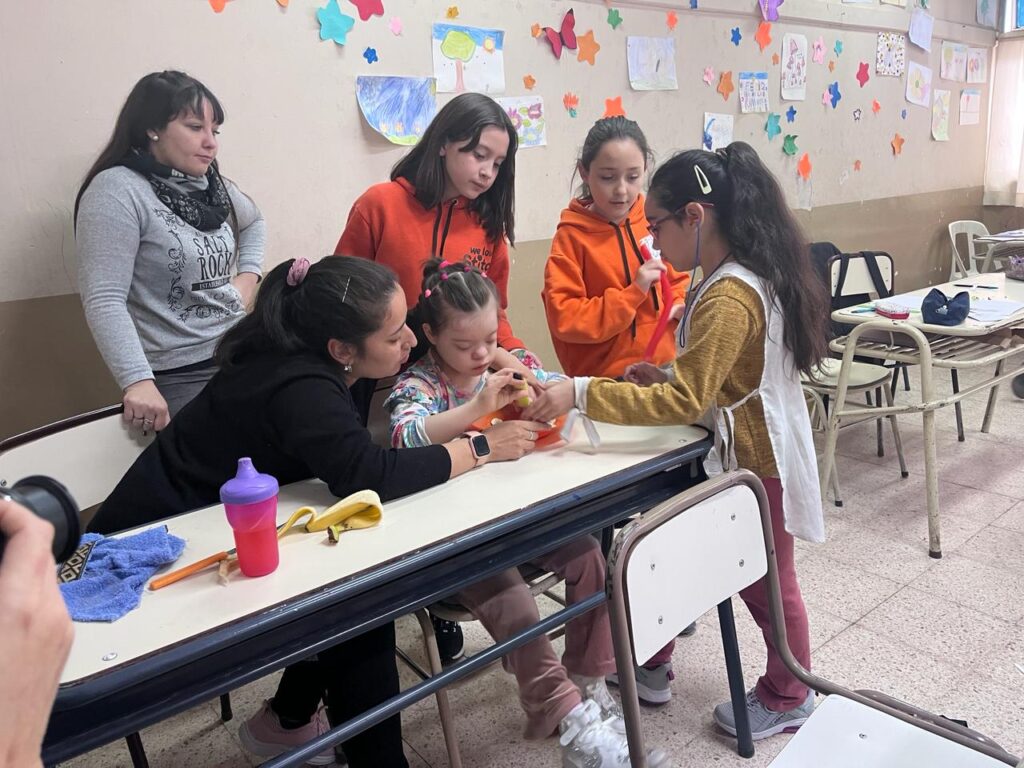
[[641, 243, 675, 362], [224, 496, 280, 577], [471, 404, 567, 448]]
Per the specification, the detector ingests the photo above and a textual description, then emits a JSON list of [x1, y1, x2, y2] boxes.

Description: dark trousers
[[272, 622, 408, 768]]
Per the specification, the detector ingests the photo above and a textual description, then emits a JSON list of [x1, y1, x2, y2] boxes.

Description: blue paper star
[[786, 105, 797, 123], [363, 46, 378, 63], [834, 40, 843, 56], [765, 113, 781, 141], [317, 0, 355, 45], [730, 27, 742, 46], [690, 0, 698, 8], [901, 109, 907, 119], [828, 81, 842, 109]]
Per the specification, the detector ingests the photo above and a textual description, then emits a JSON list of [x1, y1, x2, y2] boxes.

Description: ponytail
[[417, 257, 499, 332], [648, 142, 828, 375]]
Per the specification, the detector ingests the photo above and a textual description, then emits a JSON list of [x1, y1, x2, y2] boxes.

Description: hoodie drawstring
[[611, 225, 637, 339], [431, 200, 458, 258]]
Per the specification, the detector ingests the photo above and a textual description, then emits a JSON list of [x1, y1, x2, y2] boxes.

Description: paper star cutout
[[691, 0, 698, 8], [563, 92, 579, 118], [830, 60, 837, 72], [363, 47, 378, 63], [783, 134, 798, 156], [446, 6, 459, 19], [828, 81, 842, 108], [812, 36, 825, 64], [772, 52, 780, 65], [666, 11, 678, 30], [607, 8, 622, 29], [786, 105, 797, 122], [871, 99, 881, 114], [523, 74, 536, 90], [577, 30, 601, 65], [276, 0, 288, 6], [349, 0, 383, 21], [854, 160, 862, 171], [703, 65, 715, 85], [388, 16, 402, 34], [765, 112, 781, 140], [834, 39, 843, 56], [531, 22, 542, 38], [891, 132, 905, 155], [797, 153, 812, 180], [856, 62, 870, 87], [755, 22, 772, 52], [759, 0, 784, 22], [603, 96, 625, 118], [839, 169, 850, 186], [730, 27, 742, 46], [901, 109, 907, 119], [717, 71, 735, 101], [317, 0, 355, 45], [209, 0, 228, 12], [853, 108, 862, 121], [821, 89, 831, 107]]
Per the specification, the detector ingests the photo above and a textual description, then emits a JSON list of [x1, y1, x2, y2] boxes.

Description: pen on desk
[[849, 306, 876, 314], [953, 283, 998, 290]]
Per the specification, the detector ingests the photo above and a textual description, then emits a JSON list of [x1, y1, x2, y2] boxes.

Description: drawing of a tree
[[440, 28, 475, 93]]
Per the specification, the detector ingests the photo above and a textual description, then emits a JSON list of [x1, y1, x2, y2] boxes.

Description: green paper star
[[783, 134, 798, 156], [607, 8, 623, 29], [765, 113, 781, 141]]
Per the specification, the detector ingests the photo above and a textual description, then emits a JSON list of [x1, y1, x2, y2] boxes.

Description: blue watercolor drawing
[[356, 76, 437, 146]]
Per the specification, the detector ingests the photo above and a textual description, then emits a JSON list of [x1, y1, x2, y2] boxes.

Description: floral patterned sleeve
[[384, 369, 446, 448], [510, 348, 569, 386]]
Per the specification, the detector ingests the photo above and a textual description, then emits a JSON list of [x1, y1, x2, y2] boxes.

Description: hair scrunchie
[[287, 257, 311, 287]]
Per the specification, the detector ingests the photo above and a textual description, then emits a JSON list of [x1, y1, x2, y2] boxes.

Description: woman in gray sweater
[[75, 70, 266, 431]]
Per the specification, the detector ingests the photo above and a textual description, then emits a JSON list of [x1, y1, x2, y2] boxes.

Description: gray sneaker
[[713, 688, 815, 740], [606, 663, 674, 705]]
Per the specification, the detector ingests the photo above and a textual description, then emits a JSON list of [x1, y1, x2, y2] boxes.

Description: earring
[[342, 363, 353, 373], [149, 134, 159, 142]]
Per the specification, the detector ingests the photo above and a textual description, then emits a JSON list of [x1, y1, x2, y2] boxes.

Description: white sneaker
[[559, 700, 670, 767], [583, 679, 625, 734]]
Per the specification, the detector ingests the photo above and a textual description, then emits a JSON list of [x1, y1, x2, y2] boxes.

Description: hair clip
[[441, 273, 449, 281], [424, 288, 432, 298], [694, 164, 713, 196], [287, 257, 311, 287], [463, 263, 472, 272], [340, 276, 351, 303], [439, 259, 451, 268]]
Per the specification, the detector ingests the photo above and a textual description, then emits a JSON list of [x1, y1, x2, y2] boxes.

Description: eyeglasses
[[647, 202, 714, 237]]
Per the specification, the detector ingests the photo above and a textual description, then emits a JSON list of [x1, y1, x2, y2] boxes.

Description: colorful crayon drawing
[[355, 76, 437, 146], [432, 23, 506, 94], [495, 95, 547, 148]]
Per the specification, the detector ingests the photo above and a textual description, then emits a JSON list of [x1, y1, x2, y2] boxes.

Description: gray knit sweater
[[76, 167, 266, 390]]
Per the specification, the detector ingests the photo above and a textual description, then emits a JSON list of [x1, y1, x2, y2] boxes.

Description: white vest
[[678, 261, 825, 543]]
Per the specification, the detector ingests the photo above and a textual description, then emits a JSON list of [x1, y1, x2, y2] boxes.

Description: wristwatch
[[462, 430, 491, 466]]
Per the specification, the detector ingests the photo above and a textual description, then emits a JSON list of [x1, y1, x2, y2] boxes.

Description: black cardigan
[[90, 352, 451, 534]]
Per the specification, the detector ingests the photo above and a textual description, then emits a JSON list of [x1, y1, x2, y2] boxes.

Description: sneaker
[[238, 699, 337, 765], [1012, 374, 1024, 399], [431, 614, 465, 664], [606, 663, 674, 705], [583, 680, 625, 733], [713, 688, 815, 740], [559, 699, 670, 767], [679, 622, 697, 637]]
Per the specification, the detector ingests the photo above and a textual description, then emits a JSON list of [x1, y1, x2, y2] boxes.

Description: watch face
[[471, 433, 491, 457]]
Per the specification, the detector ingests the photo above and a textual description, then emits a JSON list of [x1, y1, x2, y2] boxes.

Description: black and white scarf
[[120, 150, 231, 232]]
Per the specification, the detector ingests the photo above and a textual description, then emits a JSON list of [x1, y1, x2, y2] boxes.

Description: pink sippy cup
[[219, 458, 280, 578]]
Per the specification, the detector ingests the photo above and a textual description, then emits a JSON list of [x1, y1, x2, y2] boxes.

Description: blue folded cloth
[[59, 527, 186, 622]]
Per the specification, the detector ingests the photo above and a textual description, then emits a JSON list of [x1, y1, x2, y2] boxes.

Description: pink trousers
[[458, 535, 615, 739], [645, 477, 812, 711]]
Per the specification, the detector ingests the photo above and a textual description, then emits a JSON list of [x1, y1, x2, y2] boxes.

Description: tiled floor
[[63, 366, 1024, 767]]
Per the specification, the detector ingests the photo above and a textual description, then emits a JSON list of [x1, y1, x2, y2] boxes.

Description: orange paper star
[[446, 6, 459, 19], [755, 22, 772, 52], [577, 30, 601, 65], [828, 60, 835, 72], [209, 0, 227, 11], [853, 160, 862, 171], [523, 75, 536, 90], [531, 22, 542, 38], [772, 53, 780, 65], [717, 71, 734, 101], [276, 0, 288, 6], [871, 99, 881, 114], [797, 153, 812, 180], [891, 133, 905, 156], [666, 11, 678, 30], [603, 96, 625, 118]]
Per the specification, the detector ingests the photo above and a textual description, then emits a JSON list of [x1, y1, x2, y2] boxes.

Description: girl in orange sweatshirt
[[542, 117, 690, 379]]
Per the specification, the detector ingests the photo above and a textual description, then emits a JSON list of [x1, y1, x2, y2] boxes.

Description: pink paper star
[[856, 62, 870, 88], [821, 89, 831, 106], [388, 16, 402, 35], [812, 36, 825, 65], [703, 65, 715, 85], [348, 0, 383, 21]]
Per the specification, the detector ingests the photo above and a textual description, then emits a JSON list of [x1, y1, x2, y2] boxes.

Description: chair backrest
[[828, 252, 894, 299], [0, 406, 154, 510], [948, 220, 989, 280], [608, 472, 768, 664]]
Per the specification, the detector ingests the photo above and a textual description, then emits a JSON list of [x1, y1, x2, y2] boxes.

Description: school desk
[[972, 229, 1024, 274], [44, 423, 710, 766], [826, 273, 1024, 558]]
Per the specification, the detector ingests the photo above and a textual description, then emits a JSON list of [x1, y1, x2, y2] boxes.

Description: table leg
[[982, 359, 1005, 434], [950, 369, 965, 442], [923, 408, 942, 559]]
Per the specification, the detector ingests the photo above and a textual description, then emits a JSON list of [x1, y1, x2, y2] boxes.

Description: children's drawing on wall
[[495, 95, 547, 148], [931, 89, 950, 141], [880, 0, 907, 5], [905, 61, 932, 107], [940, 42, 967, 82], [738, 71, 770, 113], [966, 48, 988, 84], [626, 36, 678, 90], [875, 33, 906, 77], [908, 9, 933, 52], [432, 23, 506, 93], [702, 112, 734, 151], [780, 33, 807, 100], [355, 75, 437, 145], [977, 0, 997, 27], [959, 88, 981, 125]]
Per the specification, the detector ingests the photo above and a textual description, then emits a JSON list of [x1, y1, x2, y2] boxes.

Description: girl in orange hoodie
[[542, 117, 690, 378]]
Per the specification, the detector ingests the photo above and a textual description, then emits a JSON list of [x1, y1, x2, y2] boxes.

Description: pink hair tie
[[424, 289, 432, 298], [287, 258, 311, 287], [439, 259, 451, 268]]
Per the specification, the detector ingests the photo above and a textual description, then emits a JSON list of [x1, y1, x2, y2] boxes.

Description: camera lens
[[4, 476, 81, 563]]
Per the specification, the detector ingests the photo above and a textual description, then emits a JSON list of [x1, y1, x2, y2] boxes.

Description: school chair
[[606, 470, 1022, 768], [0, 406, 229, 768], [948, 220, 1013, 277]]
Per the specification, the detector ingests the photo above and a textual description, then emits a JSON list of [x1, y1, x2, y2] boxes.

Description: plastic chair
[[607, 471, 1022, 768], [947, 220, 1017, 278]]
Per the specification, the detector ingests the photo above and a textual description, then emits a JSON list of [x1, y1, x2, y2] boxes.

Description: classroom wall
[[0, 0, 1004, 438]]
